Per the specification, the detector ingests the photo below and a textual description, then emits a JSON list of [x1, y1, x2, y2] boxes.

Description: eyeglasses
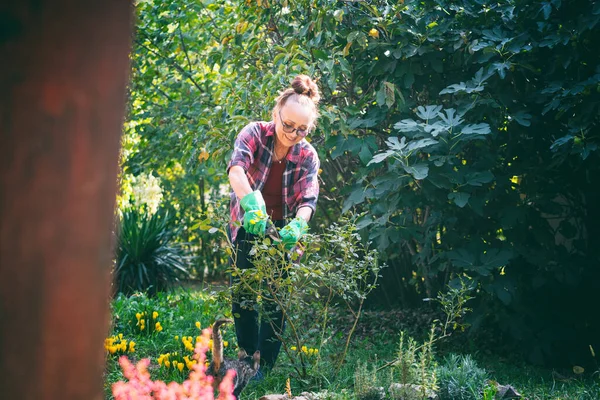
[[278, 109, 310, 138]]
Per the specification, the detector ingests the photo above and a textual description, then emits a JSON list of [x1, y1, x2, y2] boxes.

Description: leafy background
[[121, 0, 600, 368]]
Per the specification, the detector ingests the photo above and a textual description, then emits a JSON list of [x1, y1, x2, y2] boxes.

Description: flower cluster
[[157, 352, 198, 372], [135, 310, 163, 334], [131, 172, 163, 215], [290, 345, 319, 356], [112, 328, 236, 400], [105, 334, 136, 355]]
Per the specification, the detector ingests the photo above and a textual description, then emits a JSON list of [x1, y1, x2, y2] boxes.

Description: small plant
[[482, 382, 498, 400], [115, 208, 190, 296], [436, 354, 488, 400], [388, 326, 438, 399], [354, 360, 385, 400]]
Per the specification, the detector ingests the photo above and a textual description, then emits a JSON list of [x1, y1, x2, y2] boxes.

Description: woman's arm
[[228, 165, 253, 200], [296, 206, 313, 223]]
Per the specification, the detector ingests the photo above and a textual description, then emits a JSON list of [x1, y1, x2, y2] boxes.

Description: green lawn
[[104, 288, 600, 400]]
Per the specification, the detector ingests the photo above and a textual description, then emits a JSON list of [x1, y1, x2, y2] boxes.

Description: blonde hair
[[272, 75, 321, 128]]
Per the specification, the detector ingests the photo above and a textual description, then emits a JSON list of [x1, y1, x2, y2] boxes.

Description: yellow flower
[[158, 356, 164, 366], [250, 219, 256, 225], [308, 348, 314, 355], [291, 346, 297, 351], [208, 339, 214, 350], [223, 341, 229, 347], [118, 333, 123, 339], [301, 346, 308, 353], [369, 28, 379, 39], [175, 335, 179, 341], [314, 349, 319, 354], [140, 325, 145, 331], [136, 313, 141, 320], [165, 360, 171, 368], [156, 326, 163, 333], [129, 341, 136, 353], [177, 362, 184, 372], [155, 322, 161, 330], [153, 311, 159, 319], [196, 336, 201, 343], [195, 321, 201, 329]]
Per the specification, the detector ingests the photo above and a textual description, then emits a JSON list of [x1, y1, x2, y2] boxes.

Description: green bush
[[436, 354, 488, 400], [225, 215, 382, 381], [114, 208, 189, 296]]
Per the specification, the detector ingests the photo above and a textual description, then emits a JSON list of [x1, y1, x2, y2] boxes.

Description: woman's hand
[[279, 217, 309, 249], [240, 191, 268, 235]]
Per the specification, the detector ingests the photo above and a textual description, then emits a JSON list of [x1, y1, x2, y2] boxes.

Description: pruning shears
[[265, 220, 281, 242], [264, 219, 305, 260]]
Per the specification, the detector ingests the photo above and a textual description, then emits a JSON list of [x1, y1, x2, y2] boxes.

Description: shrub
[[222, 215, 383, 380], [115, 208, 189, 296], [436, 354, 488, 400]]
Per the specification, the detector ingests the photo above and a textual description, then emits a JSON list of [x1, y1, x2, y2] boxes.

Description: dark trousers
[[229, 220, 286, 371]]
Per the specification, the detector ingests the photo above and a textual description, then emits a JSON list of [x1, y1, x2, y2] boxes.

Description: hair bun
[[291, 75, 321, 104]]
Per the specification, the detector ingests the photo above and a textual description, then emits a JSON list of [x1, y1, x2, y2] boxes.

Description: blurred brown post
[[0, 1, 133, 399]]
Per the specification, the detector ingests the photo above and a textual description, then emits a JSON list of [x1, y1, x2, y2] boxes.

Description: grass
[[103, 287, 600, 399]]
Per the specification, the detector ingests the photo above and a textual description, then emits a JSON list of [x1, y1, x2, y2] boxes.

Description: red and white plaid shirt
[[227, 121, 320, 243]]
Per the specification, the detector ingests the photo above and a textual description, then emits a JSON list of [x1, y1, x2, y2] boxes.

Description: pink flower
[[112, 329, 235, 400]]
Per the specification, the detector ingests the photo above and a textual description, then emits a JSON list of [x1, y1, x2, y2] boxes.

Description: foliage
[[124, 0, 600, 366], [225, 216, 382, 380], [328, 0, 600, 366], [436, 354, 488, 400], [115, 208, 190, 296], [104, 288, 600, 400]]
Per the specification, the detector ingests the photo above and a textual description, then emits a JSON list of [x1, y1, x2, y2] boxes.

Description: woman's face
[[275, 101, 314, 148]]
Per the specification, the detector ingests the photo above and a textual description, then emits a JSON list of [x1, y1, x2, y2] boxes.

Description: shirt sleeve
[[227, 122, 260, 174], [296, 149, 320, 218]]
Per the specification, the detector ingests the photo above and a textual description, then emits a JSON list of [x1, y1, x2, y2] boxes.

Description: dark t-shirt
[[263, 159, 286, 220]]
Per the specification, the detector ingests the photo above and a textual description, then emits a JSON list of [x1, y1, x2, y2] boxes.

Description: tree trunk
[[0, 2, 133, 399]]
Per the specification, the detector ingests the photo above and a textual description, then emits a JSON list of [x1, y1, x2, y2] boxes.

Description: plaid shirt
[[227, 121, 320, 243]]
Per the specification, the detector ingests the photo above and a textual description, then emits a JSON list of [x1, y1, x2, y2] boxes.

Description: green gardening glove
[[279, 217, 309, 250], [240, 190, 267, 236]]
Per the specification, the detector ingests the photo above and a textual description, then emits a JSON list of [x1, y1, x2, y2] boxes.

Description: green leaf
[[416, 105, 443, 121], [368, 150, 395, 165], [384, 81, 396, 108], [394, 119, 421, 132], [358, 145, 373, 165], [447, 248, 476, 268], [465, 171, 494, 186], [480, 249, 513, 269], [448, 192, 470, 207], [342, 186, 368, 213], [402, 164, 429, 180], [512, 111, 532, 127], [461, 124, 491, 135]]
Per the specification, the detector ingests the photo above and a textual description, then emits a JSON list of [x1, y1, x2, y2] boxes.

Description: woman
[[226, 75, 321, 374]]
